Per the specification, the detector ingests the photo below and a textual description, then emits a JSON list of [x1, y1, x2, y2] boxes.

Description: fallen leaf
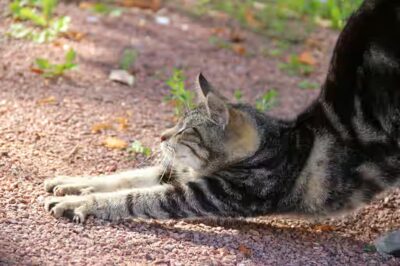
[[37, 96, 57, 105], [232, 44, 246, 56], [102, 137, 128, 150], [315, 17, 332, 28], [117, 0, 162, 11], [299, 51, 317, 66], [91, 123, 114, 134], [211, 27, 226, 36], [244, 8, 262, 28], [115, 117, 129, 131], [313, 225, 336, 232], [238, 244, 252, 258], [31, 67, 44, 75], [305, 38, 323, 50], [229, 30, 245, 43], [62, 31, 85, 42], [52, 40, 64, 47], [79, 2, 95, 10]]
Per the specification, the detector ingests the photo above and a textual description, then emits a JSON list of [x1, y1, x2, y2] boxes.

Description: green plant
[[34, 48, 77, 78], [119, 48, 138, 71], [279, 54, 314, 76], [208, 36, 232, 50], [192, 0, 363, 34], [8, 0, 70, 43], [255, 89, 278, 112], [234, 89, 243, 102], [89, 3, 123, 17], [298, 80, 319, 90], [165, 69, 195, 116], [128, 140, 151, 157]]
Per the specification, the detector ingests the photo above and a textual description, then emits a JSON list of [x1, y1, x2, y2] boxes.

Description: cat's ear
[[196, 73, 229, 126], [206, 93, 229, 127], [196, 73, 213, 101]]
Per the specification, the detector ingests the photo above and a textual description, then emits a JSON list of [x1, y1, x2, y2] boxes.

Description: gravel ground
[[0, 1, 399, 265]]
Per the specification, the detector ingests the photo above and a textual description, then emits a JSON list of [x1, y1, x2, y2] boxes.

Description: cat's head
[[160, 74, 261, 174]]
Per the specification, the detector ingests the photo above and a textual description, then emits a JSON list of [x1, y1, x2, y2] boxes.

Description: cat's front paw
[[44, 195, 92, 223], [44, 177, 95, 196]]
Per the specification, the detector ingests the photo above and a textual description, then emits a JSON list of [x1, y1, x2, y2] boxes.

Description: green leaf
[[255, 89, 278, 112], [119, 48, 138, 71], [234, 89, 243, 101], [9, 1, 22, 16], [50, 16, 70, 33], [298, 80, 319, 90], [65, 49, 76, 64], [7, 23, 32, 39], [35, 58, 50, 69], [41, 0, 57, 21], [129, 141, 151, 157], [19, 8, 47, 26]]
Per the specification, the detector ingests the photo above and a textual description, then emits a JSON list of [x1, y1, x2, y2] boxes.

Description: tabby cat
[[44, 0, 400, 224]]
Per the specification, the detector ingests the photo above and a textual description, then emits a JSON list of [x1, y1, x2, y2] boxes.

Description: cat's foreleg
[[44, 166, 164, 196], [44, 178, 235, 223]]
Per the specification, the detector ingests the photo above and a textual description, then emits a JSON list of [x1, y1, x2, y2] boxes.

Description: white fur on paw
[[44, 196, 91, 223], [53, 184, 95, 196]]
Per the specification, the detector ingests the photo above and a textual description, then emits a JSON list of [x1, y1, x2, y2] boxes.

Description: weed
[[234, 89, 243, 102], [279, 54, 314, 76], [128, 140, 152, 157], [89, 3, 123, 17], [119, 48, 138, 71], [208, 36, 231, 50], [34, 48, 77, 78], [165, 69, 195, 116], [193, 0, 363, 36], [8, 0, 70, 43], [363, 244, 377, 253], [255, 89, 278, 112], [298, 80, 319, 90]]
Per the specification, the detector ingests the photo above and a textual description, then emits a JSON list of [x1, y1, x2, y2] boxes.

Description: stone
[[375, 230, 400, 257], [109, 70, 135, 87]]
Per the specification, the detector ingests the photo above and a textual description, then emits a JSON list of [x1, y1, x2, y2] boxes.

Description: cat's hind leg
[[44, 166, 163, 196]]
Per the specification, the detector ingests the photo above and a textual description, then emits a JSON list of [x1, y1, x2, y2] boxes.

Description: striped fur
[[44, 0, 400, 223]]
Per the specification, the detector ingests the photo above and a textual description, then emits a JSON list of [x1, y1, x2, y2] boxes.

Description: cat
[[44, 0, 400, 224]]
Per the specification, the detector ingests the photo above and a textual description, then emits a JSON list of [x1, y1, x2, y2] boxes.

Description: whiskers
[[159, 144, 177, 183], [136, 149, 162, 168]]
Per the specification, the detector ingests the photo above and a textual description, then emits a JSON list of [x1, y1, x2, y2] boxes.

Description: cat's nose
[[160, 135, 168, 142]]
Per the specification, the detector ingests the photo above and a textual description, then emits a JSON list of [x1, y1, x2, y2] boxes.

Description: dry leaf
[[79, 2, 95, 10], [232, 44, 246, 56], [52, 40, 64, 47], [37, 96, 57, 105], [31, 67, 44, 75], [229, 30, 245, 43], [117, 0, 162, 11], [91, 123, 114, 134], [313, 224, 336, 232], [238, 244, 252, 258], [62, 31, 85, 42], [115, 117, 129, 131], [244, 8, 262, 28], [299, 51, 317, 66], [305, 38, 323, 50], [102, 137, 128, 150], [315, 17, 332, 28], [126, 110, 133, 117], [211, 27, 226, 36]]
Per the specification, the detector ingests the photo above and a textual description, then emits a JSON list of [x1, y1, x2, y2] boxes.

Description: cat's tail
[[318, 0, 400, 141]]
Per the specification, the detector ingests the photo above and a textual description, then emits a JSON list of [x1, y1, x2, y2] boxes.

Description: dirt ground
[[0, 1, 399, 265]]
